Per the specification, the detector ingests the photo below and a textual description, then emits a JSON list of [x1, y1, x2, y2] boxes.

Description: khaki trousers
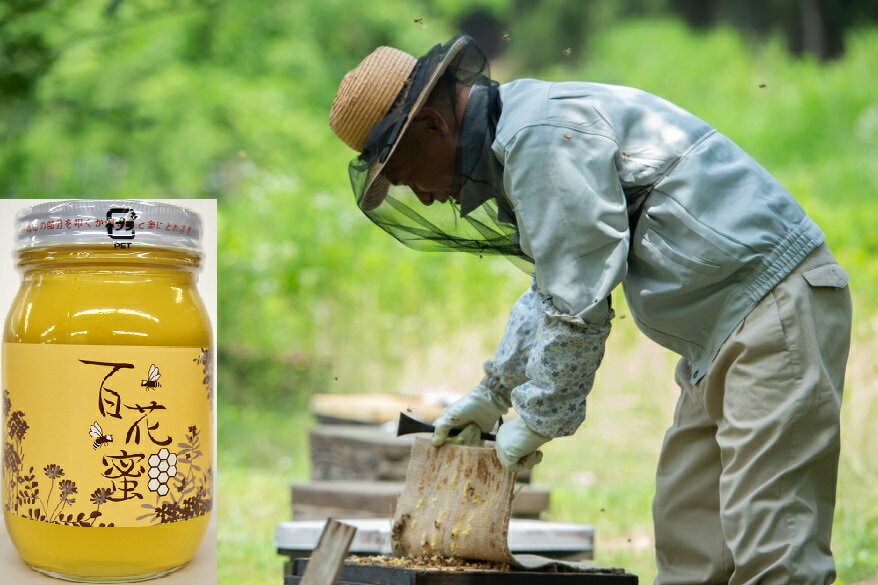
[[653, 244, 852, 585]]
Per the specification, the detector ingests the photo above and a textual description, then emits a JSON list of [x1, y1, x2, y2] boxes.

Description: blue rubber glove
[[494, 417, 550, 472], [432, 385, 507, 447]]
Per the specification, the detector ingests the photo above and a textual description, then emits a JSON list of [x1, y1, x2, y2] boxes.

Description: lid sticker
[[14, 200, 202, 252]]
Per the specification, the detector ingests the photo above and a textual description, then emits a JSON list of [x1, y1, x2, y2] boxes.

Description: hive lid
[[276, 518, 594, 555]]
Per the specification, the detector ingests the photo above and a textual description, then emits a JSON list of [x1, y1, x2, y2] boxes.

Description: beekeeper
[[329, 35, 852, 585]]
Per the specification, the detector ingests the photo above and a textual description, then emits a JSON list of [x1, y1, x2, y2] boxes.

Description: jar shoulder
[[4, 274, 211, 346]]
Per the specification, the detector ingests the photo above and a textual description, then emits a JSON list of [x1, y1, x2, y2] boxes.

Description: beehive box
[[309, 426, 531, 484], [292, 480, 550, 520], [310, 425, 415, 481], [285, 558, 638, 584], [276, 518, 594, 562], [311, 393, 451, 426]]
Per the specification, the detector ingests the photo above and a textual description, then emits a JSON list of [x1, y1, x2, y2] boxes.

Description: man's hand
[[443, 422, 483, 446], [495, 417, 550, 472], [432, 386, 507, 447]]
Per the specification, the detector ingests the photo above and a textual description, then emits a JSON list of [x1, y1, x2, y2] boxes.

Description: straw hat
[[329, 37, 470, 211]]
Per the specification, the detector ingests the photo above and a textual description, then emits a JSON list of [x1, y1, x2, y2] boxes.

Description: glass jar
[[2, 200, 213, 582]]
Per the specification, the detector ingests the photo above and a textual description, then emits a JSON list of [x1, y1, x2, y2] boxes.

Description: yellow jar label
[[2, 344, 213, 527]]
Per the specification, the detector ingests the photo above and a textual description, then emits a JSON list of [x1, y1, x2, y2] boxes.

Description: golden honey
[[2, 201, 213, 582]]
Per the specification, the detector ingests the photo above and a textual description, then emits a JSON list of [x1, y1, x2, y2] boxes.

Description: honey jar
[[2, 200, 213, 582]]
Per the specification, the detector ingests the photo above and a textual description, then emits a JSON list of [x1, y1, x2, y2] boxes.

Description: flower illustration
[[147, 448, 178, 497], [7, 410, 29, 441], [58, 479, 78, 504], [44, 464, 64, 479], [90, 487, 113, 506], [3, 442, 20, 473], [193, 348, 213, 400], [136, 434, 211, 525]]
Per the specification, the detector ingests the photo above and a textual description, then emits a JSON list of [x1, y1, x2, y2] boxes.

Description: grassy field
[[218, 313, 878, 584], [217, 18, 878, 585]]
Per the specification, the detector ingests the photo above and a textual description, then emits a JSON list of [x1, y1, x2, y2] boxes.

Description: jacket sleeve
[[478, 280, 542, 408], [495, 123, 628, 437], [513, 297, 612, 437], [500, 123, 629, 324], [477, 284, 613, 438]]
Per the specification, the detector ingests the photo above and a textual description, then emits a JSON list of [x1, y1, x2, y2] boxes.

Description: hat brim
[[358, 36, 471, 212]]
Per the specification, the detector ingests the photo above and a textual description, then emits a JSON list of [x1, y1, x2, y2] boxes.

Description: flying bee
[[89, 421, 113, 449], [413, 17, 423, 24], [562, 47, 572, 58], [501, 31, 511, 42], [141, 363, 161, 389]]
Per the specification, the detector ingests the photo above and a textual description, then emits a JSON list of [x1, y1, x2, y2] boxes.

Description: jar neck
[[17, 246, 201, 277]]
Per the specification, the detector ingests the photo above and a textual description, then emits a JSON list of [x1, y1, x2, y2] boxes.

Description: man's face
[[380, 107, 460, 206]]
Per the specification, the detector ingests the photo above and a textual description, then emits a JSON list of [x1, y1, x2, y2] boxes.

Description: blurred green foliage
[[3, 3, 876, 396]]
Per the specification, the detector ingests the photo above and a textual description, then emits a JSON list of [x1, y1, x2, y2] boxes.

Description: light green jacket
[[493, 79, 824, 385]]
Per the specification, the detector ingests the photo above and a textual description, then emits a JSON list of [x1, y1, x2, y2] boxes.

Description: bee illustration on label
[[141, 363, 162, 389], [89, 421, 113, 449]]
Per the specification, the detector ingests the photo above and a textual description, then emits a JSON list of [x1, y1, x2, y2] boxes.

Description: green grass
[[217, 403, 312, 584], [218, 315, 878, 584]]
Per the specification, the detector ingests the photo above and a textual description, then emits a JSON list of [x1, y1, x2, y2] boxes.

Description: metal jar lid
[[15, 200, 203, 253]]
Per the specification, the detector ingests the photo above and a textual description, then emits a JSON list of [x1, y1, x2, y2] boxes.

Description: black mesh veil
[[348, 35, 534, 272]]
